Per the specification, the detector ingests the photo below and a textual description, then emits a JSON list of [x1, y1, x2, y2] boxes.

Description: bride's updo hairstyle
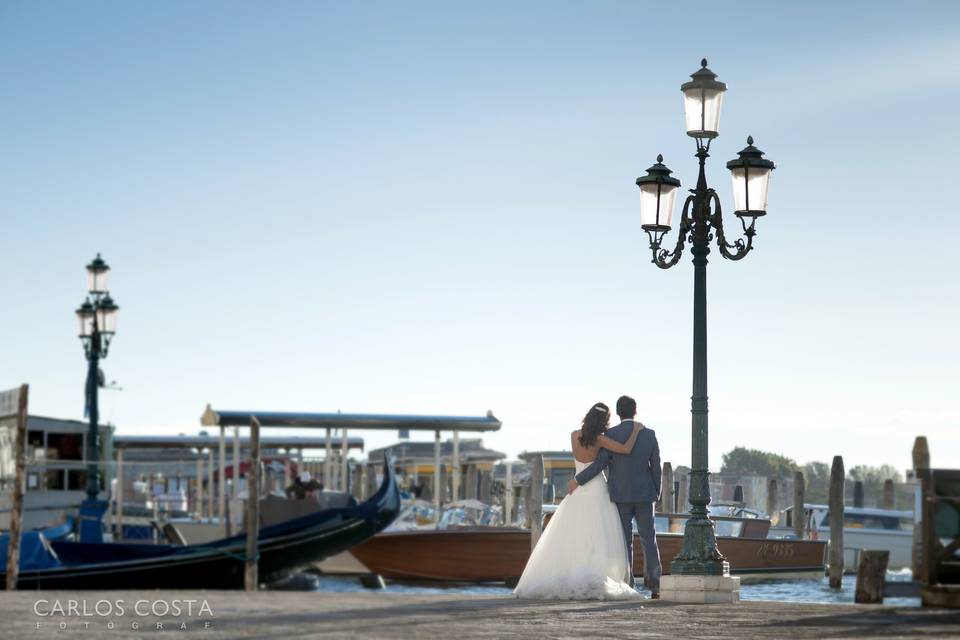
[[578, 402, 611, 447]]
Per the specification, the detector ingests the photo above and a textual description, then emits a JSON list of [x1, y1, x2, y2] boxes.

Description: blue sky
[[2, 1, 958, 473]]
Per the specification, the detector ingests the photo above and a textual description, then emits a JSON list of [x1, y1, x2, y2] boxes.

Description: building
[[0, 415, 113, 530]]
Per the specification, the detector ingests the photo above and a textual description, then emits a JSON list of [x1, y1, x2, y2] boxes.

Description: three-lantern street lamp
[[75, 254, 119, 504], [636, 59, 775, 576]]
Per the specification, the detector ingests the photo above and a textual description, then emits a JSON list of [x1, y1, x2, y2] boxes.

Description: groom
[[567, 395, 662, 597]]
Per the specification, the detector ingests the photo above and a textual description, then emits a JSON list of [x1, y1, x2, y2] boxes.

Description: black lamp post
[[75, 254, 119, 508], [637, 59, 775, 576]]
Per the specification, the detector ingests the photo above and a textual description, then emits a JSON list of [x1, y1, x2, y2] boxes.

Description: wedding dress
[[514, 460, 641, 599]]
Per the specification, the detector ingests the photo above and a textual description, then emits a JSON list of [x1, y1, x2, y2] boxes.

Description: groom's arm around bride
[[567, 420, 661, 501]]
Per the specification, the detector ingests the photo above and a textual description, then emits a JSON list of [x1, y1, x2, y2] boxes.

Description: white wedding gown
[[514, 460, 641, 600]]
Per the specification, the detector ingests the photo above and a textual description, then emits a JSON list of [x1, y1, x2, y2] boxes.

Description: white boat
[[772, 504, 914, 570]]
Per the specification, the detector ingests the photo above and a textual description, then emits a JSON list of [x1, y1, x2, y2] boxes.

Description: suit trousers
[[616, 501, 661, 592]]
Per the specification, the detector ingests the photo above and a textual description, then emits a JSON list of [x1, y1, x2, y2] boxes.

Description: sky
[[2, 1, 958, 475]]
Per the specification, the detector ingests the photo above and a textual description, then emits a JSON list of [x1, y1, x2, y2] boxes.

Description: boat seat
[[257, 492, 357, 528], [154, 522, 188, 546]]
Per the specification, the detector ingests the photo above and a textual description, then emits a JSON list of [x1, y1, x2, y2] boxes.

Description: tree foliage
[[720, 447, 798, 477]]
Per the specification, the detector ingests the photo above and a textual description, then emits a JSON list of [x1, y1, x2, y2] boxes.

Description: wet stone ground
[[3, 591, 960, 639]]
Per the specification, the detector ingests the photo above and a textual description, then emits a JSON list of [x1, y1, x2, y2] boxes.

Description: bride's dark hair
[[578, 402, 611, 447]]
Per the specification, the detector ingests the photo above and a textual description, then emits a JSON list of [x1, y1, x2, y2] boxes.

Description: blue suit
[[575, 420, 662, 592]]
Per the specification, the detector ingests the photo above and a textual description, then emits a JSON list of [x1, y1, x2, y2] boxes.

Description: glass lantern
[[96, 295, 119, 335], [636, 155, 682, 232], [726, 136, 775, 217], [681, 59, 727, 140], [86, 253, 110, 294], [76, 299, 95, 338]]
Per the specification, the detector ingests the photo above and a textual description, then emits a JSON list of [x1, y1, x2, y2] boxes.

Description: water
[[740, 569, 919, 607], [305, 569, 920, 606]]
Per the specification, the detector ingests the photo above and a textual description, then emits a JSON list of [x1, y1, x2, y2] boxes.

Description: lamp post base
[[660, 575, 741, 604], [78, 499, 108, 544], [670, 512, 730, 576], [671, 558, 730, 576]]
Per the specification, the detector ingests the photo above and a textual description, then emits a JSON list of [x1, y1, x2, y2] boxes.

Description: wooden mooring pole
[[829, 455, 845, 588], [793, 471, 805, 539], [766, 477, 778, 525], [853, 480, 864, 508], [432, 430, 441, 511], [527, 454, 544, 550], [5, 384, 29, 590], [116, 448, 124, 541], [207, 449, 215, 520], [504, 463, 514, 526], [365, 462, 379, 500], [660, 462, 674, 514], [245, 416, 261, 592], [882, 478, 895, 510], [855, 550, 890, 603], [218, 425, 226, 526], [911, 436, 929, 580], [195, 457, 203, 517], [677, 474, 689, 513]]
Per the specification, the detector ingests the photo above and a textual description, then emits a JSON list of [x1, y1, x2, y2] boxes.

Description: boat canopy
[[200, 406, 502, 433], [113, 434, 364, 450]]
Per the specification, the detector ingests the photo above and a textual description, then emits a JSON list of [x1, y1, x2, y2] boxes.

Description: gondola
[[1, 457, 399, 590]]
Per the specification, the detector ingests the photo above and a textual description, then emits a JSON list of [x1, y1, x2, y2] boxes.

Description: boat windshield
[[818, 512, 912, 531], [384, 500, 438, 532], [437, 501, 503, 529]]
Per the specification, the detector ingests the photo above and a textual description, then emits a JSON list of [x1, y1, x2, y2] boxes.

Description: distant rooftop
[[200, 405, 501, 433], [113, 433, 364, 451], [369, 439, 505, 462]]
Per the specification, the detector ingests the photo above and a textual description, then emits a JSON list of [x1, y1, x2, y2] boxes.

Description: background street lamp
[[75, 253, 119, 540], [637, 59, 775, 576]]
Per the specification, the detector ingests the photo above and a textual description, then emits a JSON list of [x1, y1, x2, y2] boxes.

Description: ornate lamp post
[[637, 60, 775, 576], [75, 254, 119, 539]]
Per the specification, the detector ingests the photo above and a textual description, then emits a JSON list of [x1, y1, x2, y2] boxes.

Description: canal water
[[307, 569, 920, 607]]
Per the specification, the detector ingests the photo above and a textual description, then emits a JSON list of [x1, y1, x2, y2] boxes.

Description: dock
[[5, 591, 960, 639]]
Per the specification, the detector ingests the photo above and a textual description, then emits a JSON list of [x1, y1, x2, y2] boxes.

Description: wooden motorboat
[[349, 514, 827, 584], [1, 458, 400, 590], [772, 504, 915, 570]]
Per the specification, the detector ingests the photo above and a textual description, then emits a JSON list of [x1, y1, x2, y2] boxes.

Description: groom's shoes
[[650, 592, 661, 600]]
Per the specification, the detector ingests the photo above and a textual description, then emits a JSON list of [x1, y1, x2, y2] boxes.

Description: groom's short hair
[[616, 395, 637, 420]]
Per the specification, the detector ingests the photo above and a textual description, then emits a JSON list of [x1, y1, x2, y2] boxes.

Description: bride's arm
[[596, 422, 642, 454]]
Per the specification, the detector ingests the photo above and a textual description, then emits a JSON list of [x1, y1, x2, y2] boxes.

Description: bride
[[514, 402, 643, 600]]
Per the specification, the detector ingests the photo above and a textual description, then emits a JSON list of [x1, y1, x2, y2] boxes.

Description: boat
[[771, 504, 915, 570], [347, 509, 827, 584], [0, 457, 400, 590]]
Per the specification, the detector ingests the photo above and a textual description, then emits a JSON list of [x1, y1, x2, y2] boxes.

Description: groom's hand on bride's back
[[567, 479, 578, 495]]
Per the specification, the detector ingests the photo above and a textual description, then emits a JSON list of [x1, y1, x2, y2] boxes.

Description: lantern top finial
[[87, 253, 109, 273], [727, 137, 775, 172], [682, 59, 726, 93], [636, 154, 682, 189]]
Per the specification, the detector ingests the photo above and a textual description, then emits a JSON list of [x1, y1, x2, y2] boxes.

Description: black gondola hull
[[3, 459, 399, 590]]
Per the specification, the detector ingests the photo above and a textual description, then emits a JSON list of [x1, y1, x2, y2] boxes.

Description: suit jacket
[[575, 420, 661, 503]]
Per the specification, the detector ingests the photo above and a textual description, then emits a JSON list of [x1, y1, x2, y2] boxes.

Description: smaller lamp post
[[75, 253, 119, 542]]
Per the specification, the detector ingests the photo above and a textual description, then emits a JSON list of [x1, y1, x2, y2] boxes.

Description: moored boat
[[348, 512, 827, 584], [772, 504, 914, 570], [0, 457, 400, 589]]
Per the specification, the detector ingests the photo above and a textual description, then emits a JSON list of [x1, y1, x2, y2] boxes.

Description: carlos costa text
[[33, 598, 214, 631]]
